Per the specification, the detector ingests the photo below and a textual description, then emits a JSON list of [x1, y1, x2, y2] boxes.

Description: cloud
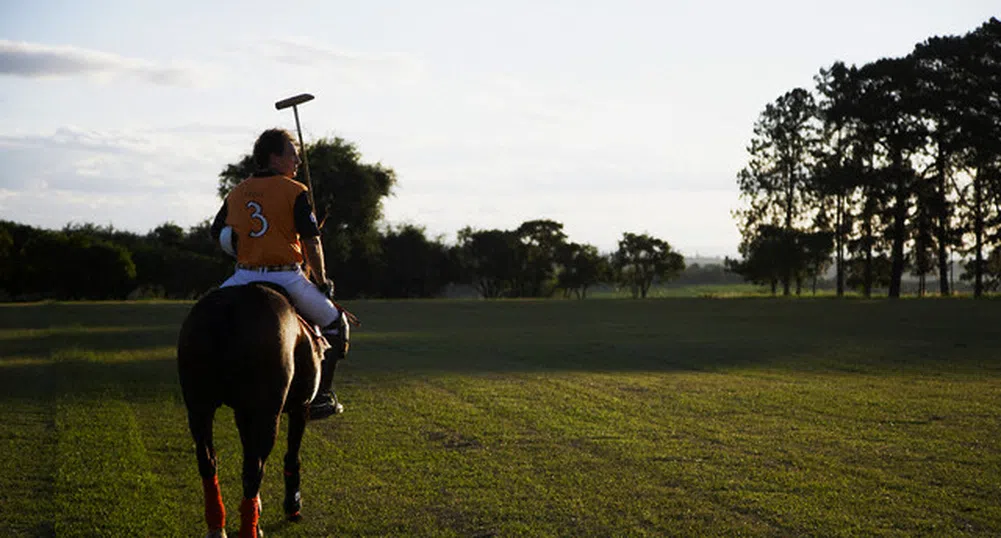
[[262, 38, 425, 86], [0, 125, 245, 159], [0, 126, 154, 155], [0, 126, 248, 199], [0, 39, 201, 86], [0, 186, 220, 235], [0, 126, 229, 233]]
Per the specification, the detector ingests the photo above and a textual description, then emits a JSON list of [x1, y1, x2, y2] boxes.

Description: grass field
[[1, 298, 999, 537]]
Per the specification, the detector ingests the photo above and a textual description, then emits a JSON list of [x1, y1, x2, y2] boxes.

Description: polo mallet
[[275, 93, 317, 210], [274, 93, 362, 328]]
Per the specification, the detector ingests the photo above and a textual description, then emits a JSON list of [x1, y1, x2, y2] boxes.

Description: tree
[[513, 219, 568, 297], [377, 224, 456, 298], [219, 137, 396, 298], [556, 242, 608, 299], [736, 88, 820, 295], [0, 225, 13, 298], [855, 56, 928, 298], [0, 221, 37, 297], [727, 225, 793, 295], [909, 178, 938, 296], [20, 230, 75, 299], [951, 18, 1001, 297], [846, 167, 889, 298], [148, 222, 185, 248], [912, 33, 970, 295], [800, 230, 835, 295], [454, 227, 520, 298], [846, 254, 892, 293], [183, 219, 225, 257], [815, 61, 872, 297], [74, 237, 137, 300], [612, 232, 685, 298], [961, 246, 1001, 293], [19, 230, 136, 300]]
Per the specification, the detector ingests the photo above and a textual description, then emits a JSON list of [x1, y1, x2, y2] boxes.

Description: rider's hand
[[318, 278, 335, 299]]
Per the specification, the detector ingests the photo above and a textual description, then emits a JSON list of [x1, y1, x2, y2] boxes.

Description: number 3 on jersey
[[246, 201, 269, 238]]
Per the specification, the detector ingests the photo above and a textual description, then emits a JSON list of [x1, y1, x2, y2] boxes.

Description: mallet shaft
[[291, 105, 316, 211]]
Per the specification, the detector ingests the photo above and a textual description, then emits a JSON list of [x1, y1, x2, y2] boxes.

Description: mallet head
[[275, 93, 314, 110]]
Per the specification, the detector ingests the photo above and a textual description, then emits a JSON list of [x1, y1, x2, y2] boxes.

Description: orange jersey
[[225, 175, 308, 267]]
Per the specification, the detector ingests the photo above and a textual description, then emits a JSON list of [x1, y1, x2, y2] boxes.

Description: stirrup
[[308, 392, 344, 420]]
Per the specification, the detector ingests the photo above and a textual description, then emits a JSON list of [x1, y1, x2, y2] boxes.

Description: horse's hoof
[[206, 530, 227, 538], [287, 511, 302, 522], [283, 489, 301, 517]]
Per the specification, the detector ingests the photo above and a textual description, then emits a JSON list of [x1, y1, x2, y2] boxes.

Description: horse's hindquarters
[[178, 284, 316, 533]]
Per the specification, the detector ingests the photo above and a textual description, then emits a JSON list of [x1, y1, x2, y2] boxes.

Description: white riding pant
[[220, 267, 341, 328]]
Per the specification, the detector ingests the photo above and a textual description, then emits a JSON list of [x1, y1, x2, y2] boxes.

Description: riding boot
[[323, 310, 350, 360], [318, 349, 338, 394], [310, 312, 349, 420], [308, 354, 343, 419]]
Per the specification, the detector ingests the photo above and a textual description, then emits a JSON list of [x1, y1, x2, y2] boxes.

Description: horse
[[177, 282, 327, 538]]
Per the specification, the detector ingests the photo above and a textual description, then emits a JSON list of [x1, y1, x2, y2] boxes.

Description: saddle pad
[[296, 315, 330, 352]]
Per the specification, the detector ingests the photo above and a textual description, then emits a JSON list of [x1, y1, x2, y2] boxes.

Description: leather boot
[[310, 313, 349, 420]]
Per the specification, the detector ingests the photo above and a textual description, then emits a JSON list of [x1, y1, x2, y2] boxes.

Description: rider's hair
[[252, 128, 295, 170]]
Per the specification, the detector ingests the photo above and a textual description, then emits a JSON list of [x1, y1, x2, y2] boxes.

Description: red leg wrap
[[239, 495, 261, 538], [202, 475, 226, 531]]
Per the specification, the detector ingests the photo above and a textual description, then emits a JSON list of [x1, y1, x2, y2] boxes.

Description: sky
[[0, 1, 996, 257]]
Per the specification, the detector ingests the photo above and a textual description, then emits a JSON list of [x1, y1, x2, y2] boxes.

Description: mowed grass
[[0, 298, 999, 537]]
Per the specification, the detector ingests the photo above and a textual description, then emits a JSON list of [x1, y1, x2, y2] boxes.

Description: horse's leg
[[283, 408, 308, 521], [234, 408, 281, 538], [187, 405, 226, 535]]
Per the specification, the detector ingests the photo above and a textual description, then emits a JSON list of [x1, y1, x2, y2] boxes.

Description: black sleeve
[[293, 192, 321, 238], [210, 203, 228, 242]]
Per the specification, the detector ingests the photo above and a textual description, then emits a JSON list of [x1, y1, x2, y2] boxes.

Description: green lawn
[[1, 298, 999, 537]]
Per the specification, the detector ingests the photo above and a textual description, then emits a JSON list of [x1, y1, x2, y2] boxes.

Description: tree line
[[0, 220, 230, 301], [730, 17, 1001, 297], [1, 138, 693, 301]]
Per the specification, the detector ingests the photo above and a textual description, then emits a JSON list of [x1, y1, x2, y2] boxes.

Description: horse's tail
[[179, 288, 238, 355], [178, 284, 301, 409]]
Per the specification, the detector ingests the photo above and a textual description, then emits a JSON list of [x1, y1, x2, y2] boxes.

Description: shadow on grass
[[0, 301, 192, 330], [0, 306, 183, 403], [0, 326, 180, 358], [0, 355, 180, 403], [349, 297, 1001, 376], [1, 297, 999, 410], [351, 330, 992, 377]]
